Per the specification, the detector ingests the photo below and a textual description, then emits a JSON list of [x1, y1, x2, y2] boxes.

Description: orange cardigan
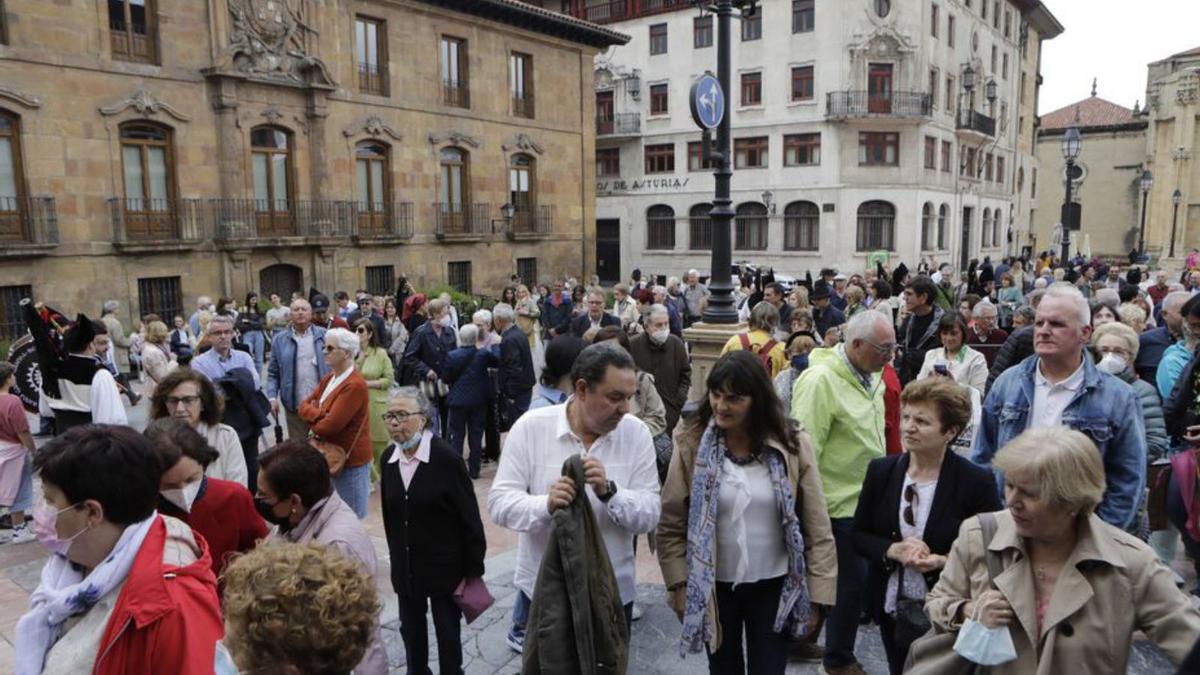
[[297, 369, 373, 468]]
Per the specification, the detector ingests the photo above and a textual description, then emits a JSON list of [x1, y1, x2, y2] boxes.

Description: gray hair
[[102, 300, 119, 314], [457, 323, 479, 347], [208, 315, 235, 330], [387, 385, 433, 424], [748, 301, 780, 332], [843, 309, 893, 344], [197, 295, 212, 308], [427, 298, 449, 317], [653, 285, 668, 296], [1163, 291, 1192, 314], [492, 302, 515, 324], [472, 309, 492, 326], [647, 303, 670, 321], [1043, 282, 1091, 327], [1094, 287, 1120, 308], [974, 300, 998, 317], [569, 342, 635, 389], [587, 288, 606, 302], [1015, 305, 1037, 324], [324, 327, 360, 358]]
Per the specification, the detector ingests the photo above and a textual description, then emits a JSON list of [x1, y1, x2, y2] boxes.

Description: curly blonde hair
[[221, 542, 380, 675]]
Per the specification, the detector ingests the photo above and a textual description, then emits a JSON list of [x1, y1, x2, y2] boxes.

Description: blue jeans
[[824, 517, 868, 669], [3, 454, 33, 512], [708, 576, 789, 675], [332, 462, 370, 519], [448, 406, 485, 477], [242, 330, 265, 374]]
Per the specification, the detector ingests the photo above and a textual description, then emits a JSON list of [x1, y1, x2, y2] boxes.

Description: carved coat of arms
[[227, 0, 334, 87]]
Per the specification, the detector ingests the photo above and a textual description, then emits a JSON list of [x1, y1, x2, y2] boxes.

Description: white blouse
[[715, 457, 788, 584], [885, 474, 938, 615]]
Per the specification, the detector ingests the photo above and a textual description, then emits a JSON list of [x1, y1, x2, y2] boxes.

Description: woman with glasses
[[852, 378, 1001, 674], [379, 386, 486, 675], [353, 318, 395, 477], [296, 328, 373, 519], [916, 312, 988, 395], [150, 368, 248, 486]]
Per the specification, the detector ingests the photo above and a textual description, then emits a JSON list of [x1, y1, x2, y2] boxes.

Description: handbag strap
[[978, 512, 1003, 584]]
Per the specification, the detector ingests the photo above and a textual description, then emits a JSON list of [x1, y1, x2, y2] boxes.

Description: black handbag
[[894, 566, 933, 648]]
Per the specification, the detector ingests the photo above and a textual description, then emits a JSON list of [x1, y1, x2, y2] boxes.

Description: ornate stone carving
[[225, 0, 335, 88], [0, 86, 42, 110], [261, 106, 284, 123], [502, 133, 545, 155], [428, 131, 481, 148], [98, 89, 191, 121], [342, 115, 403, 141]]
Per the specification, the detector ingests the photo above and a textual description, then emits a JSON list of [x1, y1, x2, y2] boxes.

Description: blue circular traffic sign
[[690, 74, 725, 130]]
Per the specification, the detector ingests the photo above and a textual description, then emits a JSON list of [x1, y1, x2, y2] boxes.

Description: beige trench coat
[[655, 418, 838, 652], [925, 510, 1200, 674]]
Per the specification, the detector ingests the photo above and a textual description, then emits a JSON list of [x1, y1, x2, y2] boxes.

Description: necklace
[[725, 450, 758, 466]]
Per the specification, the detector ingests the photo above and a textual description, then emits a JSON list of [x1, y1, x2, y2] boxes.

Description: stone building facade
[[1144, 47, 1200, 259], [0, 0, 625, 337]]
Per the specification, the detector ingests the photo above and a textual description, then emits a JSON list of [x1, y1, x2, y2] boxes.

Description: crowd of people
[[7, 252, 1200, 674]]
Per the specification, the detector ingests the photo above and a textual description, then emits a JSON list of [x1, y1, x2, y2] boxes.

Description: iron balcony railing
[[826, 91, 933, 119], [956, 109, 997, 136], [212, 199, 358, 240], [108, 198, 208, 243], [433, 202, 492, 238], [357, 63, 387, 96], [0, 196, 58, 245], [596, 112, 641, 136], [513, 93, 535, 118], [584, 0, 629, 22], [508, 204, 553, 238], [443, 78, 470, 108], [354, 201, 414, 239]]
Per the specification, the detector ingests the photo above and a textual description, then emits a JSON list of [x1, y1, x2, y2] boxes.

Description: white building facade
[[548, 0, 1061, 283]]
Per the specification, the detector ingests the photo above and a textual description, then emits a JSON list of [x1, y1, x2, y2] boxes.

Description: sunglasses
[[903, 483, 918, 527]]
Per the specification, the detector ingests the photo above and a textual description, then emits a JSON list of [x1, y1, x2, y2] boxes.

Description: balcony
[[956, 109, 997, 138], [357, 63, 387, 96], [507, 205, 553, 240], [826, 91, 933, 120], [513, 93, 535, 119], [0, 196, 58, 258], [433, 203, 493, 240], [109, 198, 209, 252], [109, 21, 155, 64], [583, 0, 629, 22], [576, 0, 690, 23], [212, 199, 358, 243], [353, 201, 415, 242], [443, 79, 470, 108], [597, 113, 641, 137]]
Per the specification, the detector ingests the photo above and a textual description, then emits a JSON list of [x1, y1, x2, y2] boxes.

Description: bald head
[[289, 298, 312, 330]]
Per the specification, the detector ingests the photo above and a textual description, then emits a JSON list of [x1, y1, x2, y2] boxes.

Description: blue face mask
[[791, 354, 809, 373]]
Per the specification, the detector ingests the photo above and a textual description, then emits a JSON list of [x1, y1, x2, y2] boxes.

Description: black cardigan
[[380, 435, 487, 598], [852, 451, 1002, 622]]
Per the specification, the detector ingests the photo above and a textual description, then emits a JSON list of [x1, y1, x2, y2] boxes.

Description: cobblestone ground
[[0, 392, 1183, 673]]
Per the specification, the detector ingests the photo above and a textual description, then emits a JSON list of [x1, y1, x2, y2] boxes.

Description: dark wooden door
[[596, 218, 621, 285], [868, 63, 894, 113], [259, 264, 303, 301], [596, 91, 614, 134]]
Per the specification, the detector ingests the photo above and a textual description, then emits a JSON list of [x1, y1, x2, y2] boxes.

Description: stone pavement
[[0, 393, 1183, 673]]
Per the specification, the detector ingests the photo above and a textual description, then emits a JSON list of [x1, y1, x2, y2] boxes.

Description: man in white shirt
[[489, 342, 661, 653]]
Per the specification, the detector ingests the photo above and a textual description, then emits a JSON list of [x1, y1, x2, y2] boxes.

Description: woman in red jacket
[[144, 418, 267, 578], [297, 327, 373, 519], [15, 424, 222, 675]]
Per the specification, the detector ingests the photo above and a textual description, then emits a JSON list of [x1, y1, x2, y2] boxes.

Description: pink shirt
[[387, 430, 432, 489], [0, 393, 28, 444]]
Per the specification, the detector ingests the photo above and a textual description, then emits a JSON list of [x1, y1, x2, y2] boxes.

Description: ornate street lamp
[[1170, 188, 1183, 258], [1139, 169, 1153, 255], [985, 78, 998, 108], [761, 190, 775, 216], [1060, 125, 1082, 263]]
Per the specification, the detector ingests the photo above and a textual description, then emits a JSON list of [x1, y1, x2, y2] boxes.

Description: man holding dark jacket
[[895, 276, 943, 386]]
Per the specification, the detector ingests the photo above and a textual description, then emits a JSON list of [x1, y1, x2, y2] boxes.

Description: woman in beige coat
[[140, 320, 178, 387], [923, 426, 1200, 674], [657, 351, 837, 674]]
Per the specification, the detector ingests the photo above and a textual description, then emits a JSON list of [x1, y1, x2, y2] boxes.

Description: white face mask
[[1096, 353, 1127, 375], [649, 329, 670, 345], [161, 479, 202, 513], [953, 609, 1018, 665], [439, 315, 453, 327]]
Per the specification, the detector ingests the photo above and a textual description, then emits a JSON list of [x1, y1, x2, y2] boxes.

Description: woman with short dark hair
[[150, 368, 248, 486]]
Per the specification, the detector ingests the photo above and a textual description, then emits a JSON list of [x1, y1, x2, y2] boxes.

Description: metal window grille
[[646, 206, 675, 250], [0, 284, 31, 340], [517, 258, 538, 287], [856, 202, 896, 251], [365, 265, 394, 297], [137, 276, 182, 323], [448, 261, 472, 294], [784, 202, 820, 251]]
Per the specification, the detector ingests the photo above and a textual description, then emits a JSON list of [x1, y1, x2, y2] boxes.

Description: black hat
[[810, 284, 831, 301], [311, 294, 330, 311], [63, 313, 97, 353]]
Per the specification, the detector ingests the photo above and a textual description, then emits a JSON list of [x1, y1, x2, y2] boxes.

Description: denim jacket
[[973, 354, 1147, 530], [266, 325, 330, 411]]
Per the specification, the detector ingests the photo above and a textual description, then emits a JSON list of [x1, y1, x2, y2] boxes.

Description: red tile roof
[[1041, 96, 1140, 131]]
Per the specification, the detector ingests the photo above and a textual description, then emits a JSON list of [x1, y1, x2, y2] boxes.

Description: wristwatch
[[599, 480, 618, 502]]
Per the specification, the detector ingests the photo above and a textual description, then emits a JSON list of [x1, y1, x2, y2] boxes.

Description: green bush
[[418, 285, 496, 321]]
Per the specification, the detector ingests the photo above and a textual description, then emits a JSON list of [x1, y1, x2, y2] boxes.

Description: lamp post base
[[682, 321, 747, 402]]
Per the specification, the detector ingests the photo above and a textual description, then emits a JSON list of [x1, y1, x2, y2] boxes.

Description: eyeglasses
[[322, 345, 340, 353], [166, 395, 202, 407], [903, 483, 918, 527], [382, 411, 421, 422], [865, 339, 899, 355]]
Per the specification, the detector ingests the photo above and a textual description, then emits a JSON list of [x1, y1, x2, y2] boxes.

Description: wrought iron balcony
[[0, 196, 58, 257], [353, 201, 414, 240], [597, 113, 641, 137], [507, 205, 553, 240], [956, 109, 997, 137], [212, 199, 357, 241], [358, 63, 387, 96], [826, 91, 933, 119], [583, 0, 630, 22], [109, 198, 208, 250], [513, 93, 535, 119], [575, 0, 690, 23], [442, 79, 470, 108], [433, 202, 493, 239]]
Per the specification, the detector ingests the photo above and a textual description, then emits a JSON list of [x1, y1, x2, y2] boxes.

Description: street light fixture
[[761, 190, 775, 215], [1060, 124, 1082, 263], [1139, 169, 1153, 255], [962, 64, 976, 92], [1170, 188, 1183, 258], [985, 78, 998, 107]]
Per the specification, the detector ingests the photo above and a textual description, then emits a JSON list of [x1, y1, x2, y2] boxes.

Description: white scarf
[[15, 513, 157, 675]]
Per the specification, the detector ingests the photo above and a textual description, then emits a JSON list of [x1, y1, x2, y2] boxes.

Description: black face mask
[[254, 496, 291, 528]]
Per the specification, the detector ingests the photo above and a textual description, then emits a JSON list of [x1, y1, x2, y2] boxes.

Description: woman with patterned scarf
[[656, 350, 838, 674]]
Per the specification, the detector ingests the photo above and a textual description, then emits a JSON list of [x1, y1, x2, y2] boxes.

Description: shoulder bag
[[309, 414, 367, 477]]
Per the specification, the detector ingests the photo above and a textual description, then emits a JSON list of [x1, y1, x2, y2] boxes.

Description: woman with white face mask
[[143, 418, 267, 579]]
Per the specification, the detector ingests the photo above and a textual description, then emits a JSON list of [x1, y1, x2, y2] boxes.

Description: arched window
[[938, 204, 949, 250], [921, 202, 934, 251], [735, 202, 768, 250], [509, 154, 536, 232], [438, 147, 470, 232], [689, 203, 713, 251], [982, 208, 992, 250], [118, 121, 176, 239], [856, 200, 895, 251], [647, 204, 675, 250], [784, 201, 819, 251], [0, 110, 27, 241], [355, 141, 391, 234], [250, 125, 294, 235]]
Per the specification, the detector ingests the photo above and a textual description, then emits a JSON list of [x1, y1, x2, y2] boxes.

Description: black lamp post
[[1061, 124, 1081, 263], [1139, 169, 1153, 256], [1170, 188, 1183, 258]]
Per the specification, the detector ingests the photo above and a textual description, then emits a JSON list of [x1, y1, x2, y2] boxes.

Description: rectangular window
[[941, 140, 952, 172], [1020, 72, 1027, 104], [1031, 168, 1038, 198], [447, 261, 472, 294], [355, 16, 388, 96], [859, 132, 899, 166], [791, 66, 814, 101], [924, 136, 937, 169], [948, 14, 956, 48], [963, 147, 977, 177], [510, 52, 534, 118], [109, 0, 157, 64], [516, 258, 538, 288], [0, 284, 32, 339], [137, 276, 182, 325], [991, 45, 998, 74], [741, 72, 762, 106], [783, 133, 820, 166], [365, 265, 394, 297], [597, 148, 620, 177], [1004, 9, 1013, 38], [997, 155, 1006, 185], [694, 15, 712, 48], [644, 143, 675, 174], [929, 68, 939, 110], [946, 75, 955, 112], [734, 136, 769, 169], [649, 23, 668, 55], [993, 1, 1001, 29], [687, 141, 716, 171], [742, 12, 762, 41], [792, 0, 814, 33], [985, 153, 994, 181], [650, 83, 669, 115], [981, 0, 987, 20], [440, 36, 469, 107], [931, 4, 939, 38], [1002, 52, 1009, 79], [0, 1, 7, 46]]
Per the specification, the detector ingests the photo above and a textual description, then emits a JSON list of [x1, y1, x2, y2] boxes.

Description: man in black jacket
[[493, 303, 535, 427], [347, 295, 387, 339], [895, 276, 943, 386], [570, 288, 620, 337]]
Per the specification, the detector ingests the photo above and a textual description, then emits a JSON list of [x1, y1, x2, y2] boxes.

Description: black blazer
[[569, 311, 620, 337], [380, 435, 487, 598], [852, 451, 1002, 622]]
